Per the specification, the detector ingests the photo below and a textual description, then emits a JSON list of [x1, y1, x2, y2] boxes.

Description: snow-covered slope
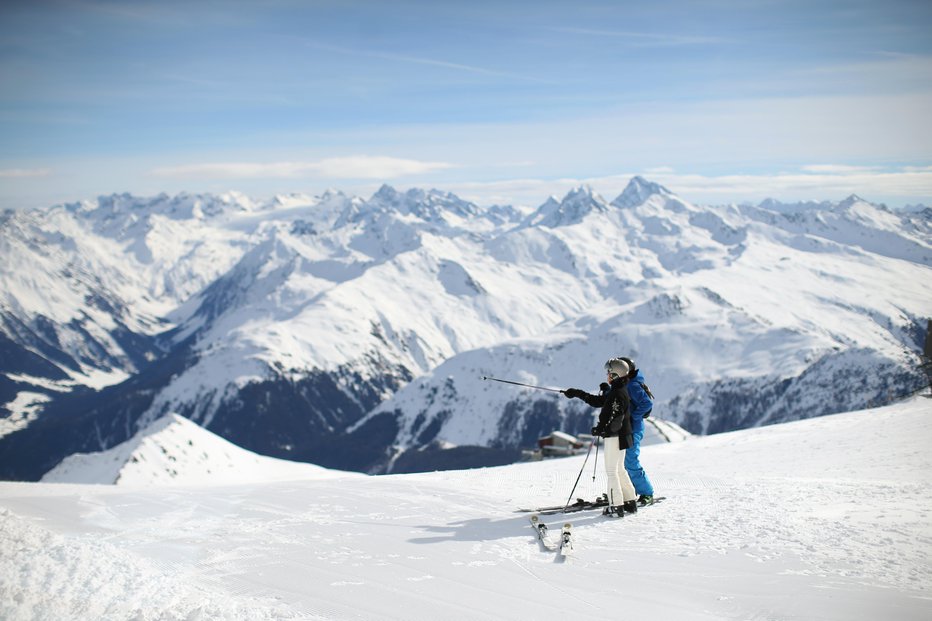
[[1, 396, 929, 620], [41, 413, 354, 485], [0, 192, 257, 441], [1, 179, 929, 480]]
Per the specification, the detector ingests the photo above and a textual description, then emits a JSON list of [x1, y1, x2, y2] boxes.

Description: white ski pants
[[603, 436, 636, 505]]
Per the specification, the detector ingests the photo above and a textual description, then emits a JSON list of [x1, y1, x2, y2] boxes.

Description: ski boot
[[637, 494, 654, 506], [623, 500, 638, 514], [603, 505, 624, 518]]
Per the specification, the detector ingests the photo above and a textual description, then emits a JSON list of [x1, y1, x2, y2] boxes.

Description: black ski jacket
[[578, 377, 633, 449]]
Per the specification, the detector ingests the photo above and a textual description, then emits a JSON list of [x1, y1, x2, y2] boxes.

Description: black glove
[[563, 388, 586, 399], [591, 426, 605, 437], [599, 382, 609, 394], [563, 388, 584, 399]]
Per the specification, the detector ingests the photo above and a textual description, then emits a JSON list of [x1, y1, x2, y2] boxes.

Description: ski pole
[[592, 437, 600, 481], [480, 376, 565, 393], [563, 440, 594, 511]]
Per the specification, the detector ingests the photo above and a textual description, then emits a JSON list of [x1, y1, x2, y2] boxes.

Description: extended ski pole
[[592, 437, 600, 481], [481, 376, 565, 393], [563, 440, 594, 511]]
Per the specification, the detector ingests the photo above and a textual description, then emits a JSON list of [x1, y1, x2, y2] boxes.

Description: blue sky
[[1, 0, 931, 209]]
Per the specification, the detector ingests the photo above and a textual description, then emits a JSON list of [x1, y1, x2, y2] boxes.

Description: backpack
[[640, 382, 655, 400], [639, 382, 654, 418]]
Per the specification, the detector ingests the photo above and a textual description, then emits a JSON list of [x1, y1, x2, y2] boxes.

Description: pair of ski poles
[[481, 375, 600, 511]]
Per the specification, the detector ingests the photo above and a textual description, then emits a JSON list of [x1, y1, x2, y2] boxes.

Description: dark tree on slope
[[205, 367, 411, 473]]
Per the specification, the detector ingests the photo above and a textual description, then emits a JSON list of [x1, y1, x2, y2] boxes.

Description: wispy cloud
[[800, 164, 882, 174], [302, 40, 552, 84], [151, 156, 455, 180], [783, 53, 932, 95], [0, 168, 51, 178], [546, 27, 725, 46]]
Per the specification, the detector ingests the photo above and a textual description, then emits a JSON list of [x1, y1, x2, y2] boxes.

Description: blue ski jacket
[[626, 370, 653, 433]]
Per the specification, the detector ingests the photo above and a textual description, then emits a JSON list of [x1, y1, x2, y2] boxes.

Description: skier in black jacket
[[564, 358, 638, 515]]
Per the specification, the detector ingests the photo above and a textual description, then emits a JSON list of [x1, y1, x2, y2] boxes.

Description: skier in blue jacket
[[619, 356, 655, 505]]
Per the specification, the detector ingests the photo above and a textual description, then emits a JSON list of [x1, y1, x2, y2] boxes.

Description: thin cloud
[[151, 156, 455, 180], [801, 164, 882, 174], [302, 39, 552, 84], [547, 26, 726, 46], [315, 156, 455, 178], [0, 168, 51, 178]]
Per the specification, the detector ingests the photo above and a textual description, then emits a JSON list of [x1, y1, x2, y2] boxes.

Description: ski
[[557, 523, 573, 557], [516, 497, 599, 513], [537, 502, 603, 516], [529, 514, 557, 551], [520, 495, 666, 516], [518, 497, 608, 515], [639, 495, 666, 507]]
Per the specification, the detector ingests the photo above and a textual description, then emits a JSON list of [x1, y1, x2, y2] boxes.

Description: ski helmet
[[604, 358, 629, 380], [619, 356, 636, 376]]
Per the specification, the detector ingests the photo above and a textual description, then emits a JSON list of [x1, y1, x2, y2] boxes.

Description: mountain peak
[[837, 194, 868, 209], [613, 176, 673, 208], [758, 197, 834, 213], [371, 184, 402, 204], [365, 185, 479, 223], [563, 184, 598, 200], [522, 184, 609, 228]]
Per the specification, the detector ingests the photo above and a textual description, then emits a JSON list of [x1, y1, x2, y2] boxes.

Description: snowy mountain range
[[1, 177, 930, 479]]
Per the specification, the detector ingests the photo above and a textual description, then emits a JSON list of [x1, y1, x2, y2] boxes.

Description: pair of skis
[[529, 514, 573, 557], [521, 495, 666, 516], [518, 496, 608, 516]]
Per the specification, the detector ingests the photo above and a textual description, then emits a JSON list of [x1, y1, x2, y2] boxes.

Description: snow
[[2, 396, 930, 620], [41, 414, 356, 486], [0, 391, 49, 439]]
